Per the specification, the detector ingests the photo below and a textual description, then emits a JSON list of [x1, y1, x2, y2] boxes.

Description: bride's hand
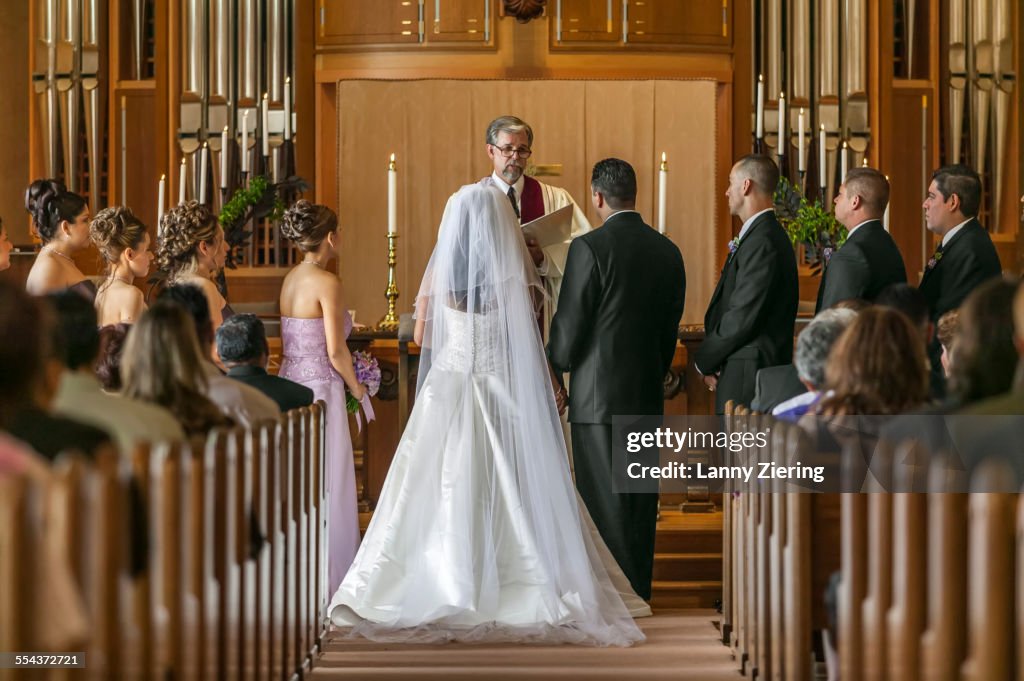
[[554, 386, 568, 415]]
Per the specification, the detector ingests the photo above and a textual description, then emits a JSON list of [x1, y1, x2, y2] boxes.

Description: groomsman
[[816, 167, 907, 312], [695, 154, 798, 414], [919, 164, 1002, 392], [548, 158, 685, 601]]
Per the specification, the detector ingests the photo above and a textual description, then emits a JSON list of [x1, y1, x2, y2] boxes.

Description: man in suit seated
[[816, 167, 907, 312], [750, 363, 805, 414], [216, 313, 315, 413]]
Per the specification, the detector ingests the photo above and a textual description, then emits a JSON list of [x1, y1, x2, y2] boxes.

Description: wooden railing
[[0, 402, 328, 681]]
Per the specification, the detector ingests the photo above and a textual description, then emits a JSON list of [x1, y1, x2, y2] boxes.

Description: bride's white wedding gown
[[327, 184, 647, 646]]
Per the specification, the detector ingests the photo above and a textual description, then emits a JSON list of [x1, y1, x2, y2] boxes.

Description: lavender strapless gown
[[278, 314, 360, 594]]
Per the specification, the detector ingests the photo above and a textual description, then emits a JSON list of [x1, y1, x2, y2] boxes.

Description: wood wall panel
[[886, 88, 934, 283], [0, 1, 30, 244]]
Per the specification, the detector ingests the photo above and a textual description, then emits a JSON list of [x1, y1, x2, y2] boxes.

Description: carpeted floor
[[310, 610, 739, 680]]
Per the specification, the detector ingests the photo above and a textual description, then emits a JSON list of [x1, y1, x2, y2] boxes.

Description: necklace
[[45, 246, 75, 262], [110, 274, 134, 286], [301, 259, 324, 269]]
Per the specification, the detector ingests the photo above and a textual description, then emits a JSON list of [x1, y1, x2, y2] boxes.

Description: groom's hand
[[554, 386, 568, 414], [525, 237, 545, 267], [703, 374, 718, 392]]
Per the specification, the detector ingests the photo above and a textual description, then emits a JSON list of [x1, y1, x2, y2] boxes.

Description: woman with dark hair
[[947, 276, 1019, 406], [95, 323, 132, 392], [24, 179, 94, 299]]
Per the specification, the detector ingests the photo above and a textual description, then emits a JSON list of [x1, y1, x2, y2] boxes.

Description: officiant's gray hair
[[794, 307, 858, 387], [486, 116, 534, 147]]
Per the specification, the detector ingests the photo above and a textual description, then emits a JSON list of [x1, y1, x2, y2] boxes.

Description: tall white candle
[[883, 175, 891, 231], [387, 154, 397, 235], [755, 74, 765, 140], [819, 124, 827, 190], [199, 142, 208, 204], [658, 152, 667, 234], [178, 158, 187, 204], [840, 141, 849, 183], [262, 93, 269, 157], [241, 110, 249, 173], [777, 92, 786, 155], [284, 77, 292, 140], [157, 174, 166, 233], [798, 108, 806, 172], [220, 126, 229, 189]]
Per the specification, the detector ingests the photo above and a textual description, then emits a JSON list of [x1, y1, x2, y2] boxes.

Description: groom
[[548, 158, 686, 601]]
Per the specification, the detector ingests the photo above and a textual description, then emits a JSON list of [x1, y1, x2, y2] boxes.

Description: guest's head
[[948, 277, 1018, 405], [157, 201, 226, 280], [834, 168, 889, 229], [936, 309, 960, 379], [818, 307, 929, 416], [95, 323, 131, 392], [24, 179, 90, 250], [158, 283, 214, 351], [485, 115, 533, 185], [280, 201, 338, 255], [924, 164, 981, 235], [590, 158, 637, 221], [876, 283, 932, 345], [46, 290, 100, 373], [90, 206, 153, 280], [0, 218, 12, 271], [726, 154, 779, 220], [0, 280, 51, 427], [794, 308, 858, 391], [830, 297, 871, 313], [216, 314, 269, 369]]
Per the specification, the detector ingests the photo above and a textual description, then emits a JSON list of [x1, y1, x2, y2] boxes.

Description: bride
[[328, 184, 647, 646]]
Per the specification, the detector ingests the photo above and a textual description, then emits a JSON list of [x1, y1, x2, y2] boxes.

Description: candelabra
[[377, 233, 400, 332]]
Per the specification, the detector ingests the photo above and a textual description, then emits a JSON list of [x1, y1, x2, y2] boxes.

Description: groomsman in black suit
[[694, 154, 798, 414], [815, 168, 907, 312], [548, 158, 685, 601], [919, 164, 1002, 392]]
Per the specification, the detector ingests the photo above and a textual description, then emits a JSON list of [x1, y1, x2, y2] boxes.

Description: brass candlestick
[[377, 233, 400, 331]]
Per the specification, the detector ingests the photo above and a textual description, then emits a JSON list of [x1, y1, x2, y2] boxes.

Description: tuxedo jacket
[[918, 218, 1002, 322], [695, 210, 799, 413], [548, 211, 686, 424], [226, 365, 315, 413], [750, 363, 806, 414], [815, 220, 907, 312]]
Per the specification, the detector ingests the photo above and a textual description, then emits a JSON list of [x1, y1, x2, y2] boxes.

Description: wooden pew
[[862, 439, 895, 681], [838, 440, 867, 681], [782, 424, 813, 681], [720, 400, 735, 647], [769, 423, 788, 681], [0, 475, 32, 681]]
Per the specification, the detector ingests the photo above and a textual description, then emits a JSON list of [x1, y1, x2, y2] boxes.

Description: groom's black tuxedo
[[815, 219, 907, 313], [695, 210, 799, 414], [548, 210, 685, 601]]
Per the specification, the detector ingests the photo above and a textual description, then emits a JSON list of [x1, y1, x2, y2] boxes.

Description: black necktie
[[507, 186, 520, 220]]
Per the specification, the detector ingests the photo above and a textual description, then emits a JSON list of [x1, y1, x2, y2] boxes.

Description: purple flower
[[926, 251, 943, 271], [727, 237, 741, 254], [346, 350, 381, 413], [823, 247, 834, 264]]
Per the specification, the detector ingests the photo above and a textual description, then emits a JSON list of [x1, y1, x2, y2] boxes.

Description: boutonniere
[[823, 247, 834, 264], [926, 251, 943, 271], [727, 237, 741, 254]]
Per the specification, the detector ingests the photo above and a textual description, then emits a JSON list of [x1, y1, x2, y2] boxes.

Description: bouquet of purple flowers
[[347, 350, 381, 413]]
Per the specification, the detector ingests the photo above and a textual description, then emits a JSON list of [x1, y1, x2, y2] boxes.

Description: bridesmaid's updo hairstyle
[[90, 206, 147, 264], [157, 200, 220, 278], [281, 200, 337, 252], [25, 179, 88, 244]]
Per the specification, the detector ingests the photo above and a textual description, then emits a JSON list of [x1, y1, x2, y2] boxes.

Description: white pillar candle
[[262, 92, 269, 157], [178, 158, 187, 204], [220, 126, 229, 189], [387, 154, 397, 235], [777, 92, 786, 154], [284, 77, 292, 140], [157, 174, 165, 233], [199, 142, 208, 204], [755, 74, 764, 140], [657, 152, 667, 234], [819, 124, 827, 190], [883, 175, 891, 231], [840, 141, 849, 183], [241, 110, 249, 173], [798, 108, 806, 172]]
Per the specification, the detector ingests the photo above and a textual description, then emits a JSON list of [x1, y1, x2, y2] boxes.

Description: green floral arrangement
[[219, 174, 308, 269], [774, 176, 847, 275]]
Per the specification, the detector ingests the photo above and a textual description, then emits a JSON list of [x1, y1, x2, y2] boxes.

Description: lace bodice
[[432, 305, 503, 373], [279, 314, 352, 383]]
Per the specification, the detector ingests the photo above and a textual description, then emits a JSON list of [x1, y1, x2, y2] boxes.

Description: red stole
[[520, 176, 546, 223]]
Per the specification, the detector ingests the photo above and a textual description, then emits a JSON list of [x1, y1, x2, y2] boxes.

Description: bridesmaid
[[278, 200, 366, 593], [0, 218, 13, 272], [24, 179, 94, 299], [90, 206, 153, 325], [156, 200, 231, 344]]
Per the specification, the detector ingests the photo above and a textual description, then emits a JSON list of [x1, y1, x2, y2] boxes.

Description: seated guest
[[773, 308, 858, 421], [876, 283, 932, 345], [95, 323, 131, 391], [946, 277, 1019, 407], [751, 363, 804, 414], [216, 313, 314, 412], [936, 309, 960, 379], [121, 301, 233, 436], [48, 291, 185, 453], [158, 284, 280, 426]]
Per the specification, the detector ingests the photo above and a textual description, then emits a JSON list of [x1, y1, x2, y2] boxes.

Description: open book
[[521, 204, 573, 250]]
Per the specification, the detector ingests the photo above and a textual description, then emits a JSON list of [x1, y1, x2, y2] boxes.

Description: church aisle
[[310, 610, 737, 680]]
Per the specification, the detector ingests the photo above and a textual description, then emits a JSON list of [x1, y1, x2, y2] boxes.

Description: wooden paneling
[[886, 88, 934, 282], [626, 0, 730, 47], [428, 0, 492, 43], [553, 0, 621, 44], [318, 0, 422, 46], [113, 90, 159, 237], [0, 2, 30, 245]]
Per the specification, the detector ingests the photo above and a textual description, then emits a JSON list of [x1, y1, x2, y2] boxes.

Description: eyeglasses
[[491, 145, 532, 159]]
